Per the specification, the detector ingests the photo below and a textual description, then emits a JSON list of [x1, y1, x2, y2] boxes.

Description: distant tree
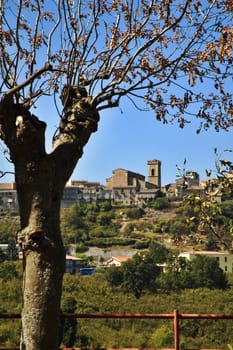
[[159, 254, 228, 290], [123, 223, 134, 236], [133, 239, 150, 249], [0, 217, 19, 243], [148, 241, 169, 263], [190, 255, 228, 290], [149, 197, 170, 210], [105, 265, 124, 287], [168, 218, 189, 238], [67, 204, 87, 229], [120, 244, 167, 298], [98, 201, 112, 212], [84, 203, 100, 215], [125, 207, 144, 219], [0, 1, 232, 348], [121, 253, 160, 298], [158, 270, 190, 291], [96, 212, 114, 226], [147, 324, 174, 348], [204, 242, 217, 253]]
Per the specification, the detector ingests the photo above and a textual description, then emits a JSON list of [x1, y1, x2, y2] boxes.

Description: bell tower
[[147, 159, 161, 188]]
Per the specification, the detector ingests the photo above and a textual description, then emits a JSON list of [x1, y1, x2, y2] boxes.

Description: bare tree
[[0, 1, 232, 349]]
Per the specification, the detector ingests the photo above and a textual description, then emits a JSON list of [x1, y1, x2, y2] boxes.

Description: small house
[[105, 255, 131, 267]]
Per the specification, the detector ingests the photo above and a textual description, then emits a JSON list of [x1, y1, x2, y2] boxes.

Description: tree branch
[[51, 85, 99, 184], [3, 63, 53, 98], [0, 170, 15, 178]]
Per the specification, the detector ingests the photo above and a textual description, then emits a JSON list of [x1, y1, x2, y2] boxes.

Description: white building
[[105, 256, 131, 267], [179, 251, 233, 273]]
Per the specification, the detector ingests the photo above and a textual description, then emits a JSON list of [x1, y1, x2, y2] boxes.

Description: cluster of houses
[[1, 237, 233, 276], [66, 250, 233, 275], [0, 158, 208, 211], [1, 243, 233, 276]]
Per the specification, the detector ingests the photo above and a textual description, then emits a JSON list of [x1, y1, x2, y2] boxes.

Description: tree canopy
[[0, 0, 232, 134]]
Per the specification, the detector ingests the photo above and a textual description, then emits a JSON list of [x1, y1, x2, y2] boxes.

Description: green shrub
[[133, 240, 150, 249], [125, 207, 144, 219], [149, 197, 170, 210]]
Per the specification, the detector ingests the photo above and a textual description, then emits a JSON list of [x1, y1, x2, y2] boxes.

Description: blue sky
[[74, 104, 233, 186]]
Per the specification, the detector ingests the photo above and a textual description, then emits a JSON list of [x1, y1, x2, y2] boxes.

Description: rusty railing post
[[174, 309, 179, 350]]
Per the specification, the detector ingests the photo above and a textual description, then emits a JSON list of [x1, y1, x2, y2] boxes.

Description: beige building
[[179, 250, 233, 273], [0, 182, 18, 210], [165, 170, 205, 199], [62, 179, 112, 207], [148, 159, 161, 188], [105, 159, 161, 205]]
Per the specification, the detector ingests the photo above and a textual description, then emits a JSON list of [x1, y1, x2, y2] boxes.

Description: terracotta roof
[[112, 256, 131, 262], [66, 255, 83, 261]]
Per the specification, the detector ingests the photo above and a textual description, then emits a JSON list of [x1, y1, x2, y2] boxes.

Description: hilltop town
[[0, 159, 206, 211]]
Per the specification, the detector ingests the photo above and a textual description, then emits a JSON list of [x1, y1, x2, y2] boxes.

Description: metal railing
[[1, 309, 233, 349]]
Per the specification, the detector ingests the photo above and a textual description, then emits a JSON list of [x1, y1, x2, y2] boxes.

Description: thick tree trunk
[[16, 165, 65, 350], [0, 87, 99, 350]]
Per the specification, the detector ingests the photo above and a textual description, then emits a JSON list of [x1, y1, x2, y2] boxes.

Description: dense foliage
[[159, 254, 228, 291], [0, 215, 19, 244], [1, 263, 233, 350], [105, 243, 228, 297], [60, 202, 123, 251]]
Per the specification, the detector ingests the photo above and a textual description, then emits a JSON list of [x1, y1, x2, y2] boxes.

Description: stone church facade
[[105, 159, 161, 205]]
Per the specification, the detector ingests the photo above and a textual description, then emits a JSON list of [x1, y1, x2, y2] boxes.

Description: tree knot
[[17, 226, 51, 250]]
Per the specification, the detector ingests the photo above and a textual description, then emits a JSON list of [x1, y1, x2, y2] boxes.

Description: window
[[225, 257, 228, 262], [151, 169, 155, 176], [225, 266, 228, 272]]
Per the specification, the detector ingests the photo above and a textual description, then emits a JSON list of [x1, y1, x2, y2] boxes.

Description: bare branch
[[46, 0, 62, 62], [30, 0, 41, 76], [3, 63, 53, 98], [14, 0, 23, 79], [0, 170, 15, 178], [92, 0, 191, 106]]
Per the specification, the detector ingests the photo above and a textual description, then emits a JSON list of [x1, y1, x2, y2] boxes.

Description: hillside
[[60, 197, 233, 260], [1, 197, 233, 259], [117, 206, 206, 251]]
